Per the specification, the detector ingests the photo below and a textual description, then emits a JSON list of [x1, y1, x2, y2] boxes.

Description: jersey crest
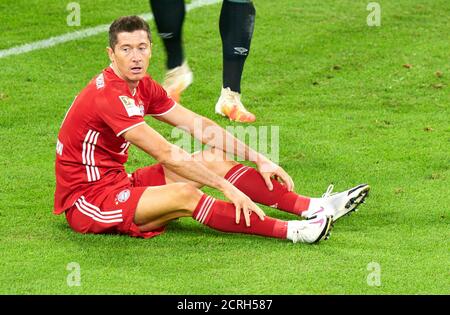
[[95, 73, 105, 89]]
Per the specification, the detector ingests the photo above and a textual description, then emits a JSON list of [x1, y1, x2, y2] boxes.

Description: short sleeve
[[98, 93, 146, 137], [141, 77, 176, 116]]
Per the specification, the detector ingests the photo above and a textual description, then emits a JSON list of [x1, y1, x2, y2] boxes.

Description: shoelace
[[322, 184, 336, 198], [235, 98, 252, 113], [224, 88, 251, 113]]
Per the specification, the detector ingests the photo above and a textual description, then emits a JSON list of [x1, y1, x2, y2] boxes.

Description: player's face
[[108, 30, 151, 83]]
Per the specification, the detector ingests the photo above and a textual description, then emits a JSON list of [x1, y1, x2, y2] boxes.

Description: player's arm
[[122, 123, 265, 226], [155, 104, 294, 191]]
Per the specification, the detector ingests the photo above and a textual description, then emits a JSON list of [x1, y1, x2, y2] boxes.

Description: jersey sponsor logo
[[56, 139, 64, 156], [234, 47, 249, 55], [119, 95, 143, 117], [96, 73, 104, 89], [116, 189, 131, 203]]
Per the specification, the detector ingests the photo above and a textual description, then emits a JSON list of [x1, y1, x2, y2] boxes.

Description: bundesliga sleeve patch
[[119, 96, 142, 117]]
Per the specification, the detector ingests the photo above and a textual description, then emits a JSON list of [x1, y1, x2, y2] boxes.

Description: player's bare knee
[[206, 147, 229, 162], [195, 148, 238, 175], [176, 182, 203, 212]]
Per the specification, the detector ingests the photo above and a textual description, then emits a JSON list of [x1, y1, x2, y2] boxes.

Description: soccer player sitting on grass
[[54, 16, 370, 244]]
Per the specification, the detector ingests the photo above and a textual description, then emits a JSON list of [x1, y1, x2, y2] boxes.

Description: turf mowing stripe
[[0, 0, 221, 59]]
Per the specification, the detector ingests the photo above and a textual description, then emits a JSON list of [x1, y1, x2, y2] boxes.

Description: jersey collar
[[105, 65, 140, 96]]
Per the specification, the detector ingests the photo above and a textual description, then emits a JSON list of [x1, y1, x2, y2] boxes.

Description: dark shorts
[[65, 164, 167, 238]]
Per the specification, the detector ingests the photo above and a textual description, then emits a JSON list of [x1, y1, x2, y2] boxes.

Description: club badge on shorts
[[116, 189, 131, 204]]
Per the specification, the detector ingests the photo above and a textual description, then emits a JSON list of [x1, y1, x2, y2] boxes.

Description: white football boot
[[286, 215, 333, 244], [162, 61, 193, 103], [215, 87, 256, 123], [302, 184, 370, 222]]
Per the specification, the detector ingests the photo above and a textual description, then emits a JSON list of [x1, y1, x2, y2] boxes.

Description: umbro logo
[[234, 47, 249, 55], [159, 32, 174, 39]]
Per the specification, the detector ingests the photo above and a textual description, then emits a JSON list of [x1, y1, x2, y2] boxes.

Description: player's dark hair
[[109, 16, 152, 50]]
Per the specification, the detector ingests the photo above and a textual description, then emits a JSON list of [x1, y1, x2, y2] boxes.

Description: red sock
[[193, 194, 288, 239], [224, 164, 310, 215]]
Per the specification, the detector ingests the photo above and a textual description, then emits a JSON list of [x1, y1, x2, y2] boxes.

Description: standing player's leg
[[134, 182, 332, 244], [215, 0, 256, 123], [149, 0, 193, 102]]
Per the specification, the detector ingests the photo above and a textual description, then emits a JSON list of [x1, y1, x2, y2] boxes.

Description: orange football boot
[[215, 87, 256, 123]]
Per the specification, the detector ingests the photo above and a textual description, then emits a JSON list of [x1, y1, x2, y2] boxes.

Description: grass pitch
[[0, 0, 448, 294]]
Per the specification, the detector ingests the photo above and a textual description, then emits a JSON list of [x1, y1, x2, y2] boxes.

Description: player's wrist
[[255, 156, 277, 171], [216, 179, 233, 193]]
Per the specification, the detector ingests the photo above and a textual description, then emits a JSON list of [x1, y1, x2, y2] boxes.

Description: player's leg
[[220, 0, 255, 94], [149, 0, 185, 69], [134, 182, 332, 244], [133, 182, 202, 232], [224, 163, 370, 222], [215, 0, 256, 123], [222, 161, 370, 222], [161, 148, 311, 215], [162, 148, 369, 223], [149, 0, 193, 102], [160, 148, 314, 216]]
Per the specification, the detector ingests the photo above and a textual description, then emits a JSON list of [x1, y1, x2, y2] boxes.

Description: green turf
[[0, 0, 449, 294]]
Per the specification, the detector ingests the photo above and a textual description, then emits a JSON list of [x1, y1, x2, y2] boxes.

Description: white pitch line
[[0, 0, 221, 59]]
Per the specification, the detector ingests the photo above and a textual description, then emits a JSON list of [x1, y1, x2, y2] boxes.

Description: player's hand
[[256, 158, 295, 192], [221, 182, 265, 227]]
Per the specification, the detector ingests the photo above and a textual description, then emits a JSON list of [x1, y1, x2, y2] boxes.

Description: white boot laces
[[223, 87, 248, 112], [322, 184, 335, 198]]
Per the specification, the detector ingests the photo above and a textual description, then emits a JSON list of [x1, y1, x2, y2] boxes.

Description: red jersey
[[54, 66, 175, 214]]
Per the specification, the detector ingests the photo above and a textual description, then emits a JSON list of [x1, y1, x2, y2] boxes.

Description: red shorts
[[65, 164, 166, 238]]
